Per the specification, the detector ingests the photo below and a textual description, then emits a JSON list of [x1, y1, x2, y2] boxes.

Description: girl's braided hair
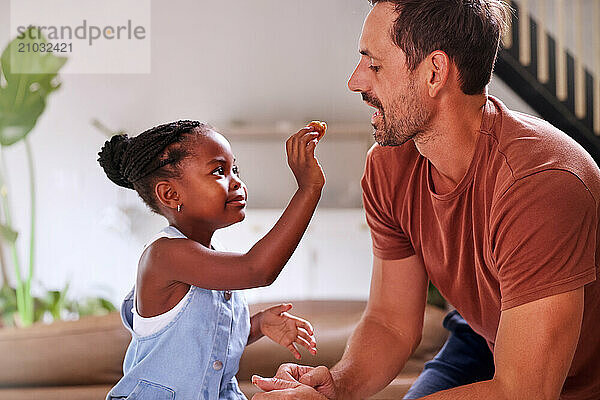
[[97, 120, 212, 214]]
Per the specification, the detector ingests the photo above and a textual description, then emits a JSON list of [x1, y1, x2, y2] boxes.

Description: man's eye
[[212, 166, 225, 175], [369, 65, 381, 73], [232, 165, 240, 176]]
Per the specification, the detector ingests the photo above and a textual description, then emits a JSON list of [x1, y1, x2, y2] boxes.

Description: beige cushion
[[0, 313, 129, 387], [0, 385, 113, 400]]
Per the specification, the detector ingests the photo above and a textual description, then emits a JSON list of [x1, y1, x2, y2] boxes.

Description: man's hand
[[252, 384, 328, 399], [252, 363, 337, 399]]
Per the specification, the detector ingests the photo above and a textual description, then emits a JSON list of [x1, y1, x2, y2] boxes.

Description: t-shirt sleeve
[[361, 147, 415, 260], [491, 169, 597, 310]]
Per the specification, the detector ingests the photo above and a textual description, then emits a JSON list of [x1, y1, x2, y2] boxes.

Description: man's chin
[[371, 124, 385, 144], [373, 129, 410, 147], [372, 128, 396, 147]]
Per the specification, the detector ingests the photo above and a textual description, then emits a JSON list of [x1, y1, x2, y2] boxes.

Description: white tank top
[[132, 226, 192, 337]]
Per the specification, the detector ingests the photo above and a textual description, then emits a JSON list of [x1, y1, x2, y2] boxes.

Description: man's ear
[[155, 180, 180, 210], [426, 50, 450, 98]]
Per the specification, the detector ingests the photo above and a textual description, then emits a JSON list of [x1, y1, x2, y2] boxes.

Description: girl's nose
[[231, 175, 242, 190]]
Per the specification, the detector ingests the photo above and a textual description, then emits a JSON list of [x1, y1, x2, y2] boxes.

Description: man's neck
[[414, 94, 487, 193]]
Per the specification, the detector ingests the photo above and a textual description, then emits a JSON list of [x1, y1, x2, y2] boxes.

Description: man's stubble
[[373, 76, 433, 147]]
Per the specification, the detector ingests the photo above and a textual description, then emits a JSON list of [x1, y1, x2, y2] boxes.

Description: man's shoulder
[[485, 96, 600, 197]]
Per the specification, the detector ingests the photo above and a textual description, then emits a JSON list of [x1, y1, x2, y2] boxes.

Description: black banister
[[495, 0, 600, 164]]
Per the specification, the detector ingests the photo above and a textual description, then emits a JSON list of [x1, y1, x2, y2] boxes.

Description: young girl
[[98, 120, 326, 400]]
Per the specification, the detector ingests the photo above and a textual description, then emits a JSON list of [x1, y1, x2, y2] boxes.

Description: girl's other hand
[[286, 124, 326, 192], [259, 304, 317, 359]]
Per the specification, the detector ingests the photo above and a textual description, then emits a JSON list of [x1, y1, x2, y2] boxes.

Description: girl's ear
[[155, 180, 180, 210]]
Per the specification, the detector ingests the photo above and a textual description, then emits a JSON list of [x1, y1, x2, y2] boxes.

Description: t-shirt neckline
[[426, 97, 495, 201]]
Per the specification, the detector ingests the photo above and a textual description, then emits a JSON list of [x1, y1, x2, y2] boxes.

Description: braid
[[97, 134, 135, 189], [124, 121, 199, 183], [97, 120, 212, 214]]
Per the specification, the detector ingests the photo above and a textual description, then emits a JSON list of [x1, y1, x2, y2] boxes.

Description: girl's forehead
[[190, 131, 235, 161]]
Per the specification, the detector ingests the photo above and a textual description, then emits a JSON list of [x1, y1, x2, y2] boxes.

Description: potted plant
[[0, 28, 115, 328]]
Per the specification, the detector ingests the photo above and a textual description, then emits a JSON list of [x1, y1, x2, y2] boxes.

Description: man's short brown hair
[[370, 0, 511, 95]]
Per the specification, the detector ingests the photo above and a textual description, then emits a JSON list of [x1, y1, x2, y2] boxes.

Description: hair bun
[[97, 134, 135, 189]]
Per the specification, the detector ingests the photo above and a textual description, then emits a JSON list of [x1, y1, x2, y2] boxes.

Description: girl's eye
[[212, 166, 225, 176], [369, 65, 381, 73], [232, 165, 240, 176]]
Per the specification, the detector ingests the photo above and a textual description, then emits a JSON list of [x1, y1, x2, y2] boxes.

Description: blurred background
[[0, 0, 597, 317]]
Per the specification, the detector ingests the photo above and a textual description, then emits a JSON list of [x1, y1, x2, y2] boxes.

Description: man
[[252, 0, 600, 399]]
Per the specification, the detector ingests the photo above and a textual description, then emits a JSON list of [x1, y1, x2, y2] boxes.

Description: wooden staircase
[[495, 0, 600, 163]]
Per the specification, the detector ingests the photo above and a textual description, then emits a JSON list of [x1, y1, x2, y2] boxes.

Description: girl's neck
[[170, 221, 214, 248]]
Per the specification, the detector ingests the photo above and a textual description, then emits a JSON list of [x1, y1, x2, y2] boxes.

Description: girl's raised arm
[[145, 125, 325, 290]]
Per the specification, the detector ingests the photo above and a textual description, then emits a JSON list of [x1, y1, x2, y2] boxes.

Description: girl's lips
[[226, 200, 246, 207]]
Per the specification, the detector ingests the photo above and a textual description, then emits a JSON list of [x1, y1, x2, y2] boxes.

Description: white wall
[[214, 209, 374, 304], [0, 0, 539, 308]]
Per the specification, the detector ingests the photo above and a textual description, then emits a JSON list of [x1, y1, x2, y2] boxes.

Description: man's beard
[[364, 79, 432, 147]]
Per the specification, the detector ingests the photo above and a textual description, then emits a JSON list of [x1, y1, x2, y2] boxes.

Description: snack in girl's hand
[[307, 120, 327, 141]]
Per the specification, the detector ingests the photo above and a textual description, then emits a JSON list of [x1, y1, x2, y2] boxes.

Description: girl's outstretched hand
[[259, 304, 317, 360], [286, 122, 326, 192]]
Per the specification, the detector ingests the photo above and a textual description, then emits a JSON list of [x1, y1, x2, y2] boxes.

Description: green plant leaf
[[0, 27, 68, 146], [99, 297, 117, 312], [0, 223, 18, 243], [33, 296, 46, 322], [0, 284, 17, 312], [33, 282, 70, 321], [76, 296, 117, 317], [427, 281, 446, 309]]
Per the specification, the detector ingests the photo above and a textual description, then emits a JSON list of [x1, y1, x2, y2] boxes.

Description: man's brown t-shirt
[[361, 96, 600, 399]]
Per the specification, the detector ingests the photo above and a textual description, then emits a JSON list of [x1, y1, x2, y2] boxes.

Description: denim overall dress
[[106, 226, 250, 400]]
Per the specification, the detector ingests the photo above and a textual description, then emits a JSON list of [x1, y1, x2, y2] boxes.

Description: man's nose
[[348, 62, 366, 93]]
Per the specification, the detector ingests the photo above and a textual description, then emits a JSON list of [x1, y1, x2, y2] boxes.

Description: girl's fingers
[[297, 126, 315, 135], [288, 126, 319, 165], [292, 127, 314, 154], [286, 343, 302, 360], [299, 132, 318, 161], [297, 132, 319, 161], [316, 128, 326, 141], [295, 318, 314, 336], [304, 138, 318, 163], [285, 135, 293, 158], [298, 132, 319, 165], [268, 303, 292, 315], [291, 132, 299, 164], [297, 327, 316, 347], [294, 335, 313, 351], [299, 131, 319, 146]]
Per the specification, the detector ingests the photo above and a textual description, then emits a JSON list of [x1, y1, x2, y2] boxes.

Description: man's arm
[[419, 287, 584, 400], [330, 254, 429, 399]]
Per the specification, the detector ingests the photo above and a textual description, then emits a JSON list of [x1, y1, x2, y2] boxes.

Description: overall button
[[224, 290, 232, 301], [213, 360, 223, 371]]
